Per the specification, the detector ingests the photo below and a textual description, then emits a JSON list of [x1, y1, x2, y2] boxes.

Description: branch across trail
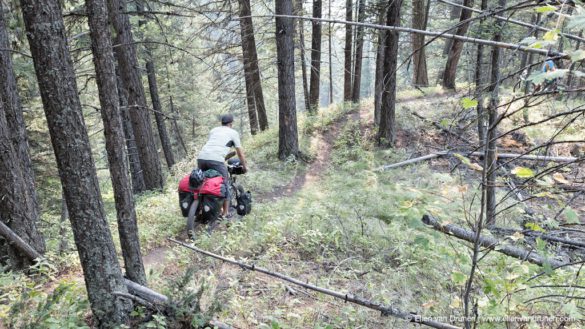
[[421, 215, 566, 268], [236, 15, 568, 58], [169, 238, 462, 329], [377, 151, 579, 170]]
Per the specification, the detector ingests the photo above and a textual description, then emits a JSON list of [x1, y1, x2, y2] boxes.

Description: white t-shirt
[[197, 126, 242, 162]]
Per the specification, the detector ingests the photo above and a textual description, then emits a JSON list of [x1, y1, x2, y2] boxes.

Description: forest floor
[[3, 91, 583, 329]]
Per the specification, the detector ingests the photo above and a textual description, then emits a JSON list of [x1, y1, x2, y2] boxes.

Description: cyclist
[[534, 57, 557, 92], [197, 114, 248, 218]]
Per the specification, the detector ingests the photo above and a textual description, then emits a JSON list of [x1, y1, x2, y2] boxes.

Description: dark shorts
[[197, 159, 230, 198]]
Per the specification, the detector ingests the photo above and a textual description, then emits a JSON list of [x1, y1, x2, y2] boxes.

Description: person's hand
[[242, 165, 248, 174]]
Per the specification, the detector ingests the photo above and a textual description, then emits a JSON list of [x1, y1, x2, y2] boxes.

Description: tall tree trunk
[[374, 0, 387, 126], [295, 0, 310, 111], [19, 0, 131, 326], [169, 96, 188, 154], [442, 0, 461, 56], [309, 0, 323, 112], [411, 0, 429, 86], [86, 0, 147, 286], [117, 69, 146, 194], [0, 2, 45, 269], [328, 0, 333, 105], [344, 0, 353, 101], [238, 0, 260, 134], [276, 0, 299, 159], [107, 0, 163, 191], [474, 0, 488, 143], [377, 0, 402, 146], [351, 0, 366, 102], [442, 0, 474, 90], [145, 60, 175, 168], [485, 0, 507, 227]]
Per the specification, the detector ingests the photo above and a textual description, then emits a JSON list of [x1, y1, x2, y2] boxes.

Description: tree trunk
[[377, 0, 402, 146], [522, 13, 541, 122], [309, 0, 323, 112], [485, 0, 507, 227], [441, 0, 473, 90], [238, 0, 260, 135], [117, 69, 146, 194], [19, 0, 132, 326], [328, 0, 333, 105], [374, 0, 387, 126], [169, 96, 188, 155], [351, 0, 366, 102], [442, 0, 461, 56], [145, 60, 175, 168], [276, 0, 299, 160], [86, 0, 147, 286], [107, 0, 163, 191], [343, 0, 353, 101], [474, 0, 488, 143], [411, 0, 429, 86], [0, 2, 45, 269], [295, 0, 310, 112]]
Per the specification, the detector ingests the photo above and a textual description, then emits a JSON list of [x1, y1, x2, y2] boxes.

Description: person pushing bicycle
[[197, 114, 248, 217]]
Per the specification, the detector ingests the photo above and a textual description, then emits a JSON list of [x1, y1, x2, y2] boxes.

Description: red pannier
[[178, 174, 198, 217], [199, 176, 226, 198]]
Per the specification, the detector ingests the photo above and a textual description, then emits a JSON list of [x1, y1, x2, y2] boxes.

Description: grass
[[3, 94, 583, 328]]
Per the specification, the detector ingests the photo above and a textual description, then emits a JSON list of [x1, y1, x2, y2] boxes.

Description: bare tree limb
[[422, 215, 566, 267], [168, 238, 462, 329]]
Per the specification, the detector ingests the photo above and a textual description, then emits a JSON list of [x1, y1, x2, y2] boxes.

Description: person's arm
[[235, 147, 248, 172]]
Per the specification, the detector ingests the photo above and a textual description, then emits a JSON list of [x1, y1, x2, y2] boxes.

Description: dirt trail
[[143, 107, 363, 270]]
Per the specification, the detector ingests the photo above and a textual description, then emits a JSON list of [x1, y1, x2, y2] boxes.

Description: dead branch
[[421, 215, 566, 268], [168, 238, 461, 329], [378, 152, 446, 170], [123, 279, 169, 305], [489, 227, 585, 249], [0, 220, 43, 261]]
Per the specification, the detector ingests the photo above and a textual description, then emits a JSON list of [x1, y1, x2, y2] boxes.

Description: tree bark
[[295, 0, 310, 112], [0, 2, 45, 269], [86, 0, 147, 286], [328, 0, 333, 105], [168, 96, 188, 155], [238, 0, 260, 135], [343, 0, 353, 101], [441, 0, 473, 90], [309, 0, 323, 112], [145, 60, 175, 168], [19, 0, 132, 326], [276, 0, 300, 160], [377, 0, 402, 147], [485, 0, 506, 227], [411, 0, 429, 86], [107, 0, 164, 191], [374, 0, 387, 126], [117, 69, 146, 194], [474, 0, 488, 143], [351, 0, 366, 102]]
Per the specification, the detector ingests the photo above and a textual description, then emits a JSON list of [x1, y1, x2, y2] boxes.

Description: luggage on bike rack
[[200, 195, 221, 222], [236, 189, 252, 216]]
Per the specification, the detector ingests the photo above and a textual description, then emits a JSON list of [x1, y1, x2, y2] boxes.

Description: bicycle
[[185, 158, 248, 239]]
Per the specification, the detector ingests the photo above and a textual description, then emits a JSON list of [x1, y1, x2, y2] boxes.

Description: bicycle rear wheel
[[186, 199, 200, 239]]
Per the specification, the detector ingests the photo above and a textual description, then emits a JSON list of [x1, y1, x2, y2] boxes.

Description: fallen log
[[169, 238, 462, 329], [378, 151, 580, 171], [0, 219, 43, 261], [378, 152, 447, 170], [421, 215, 566, 268], [489, 226, 585, 249], [123, 279, 169, 305]]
